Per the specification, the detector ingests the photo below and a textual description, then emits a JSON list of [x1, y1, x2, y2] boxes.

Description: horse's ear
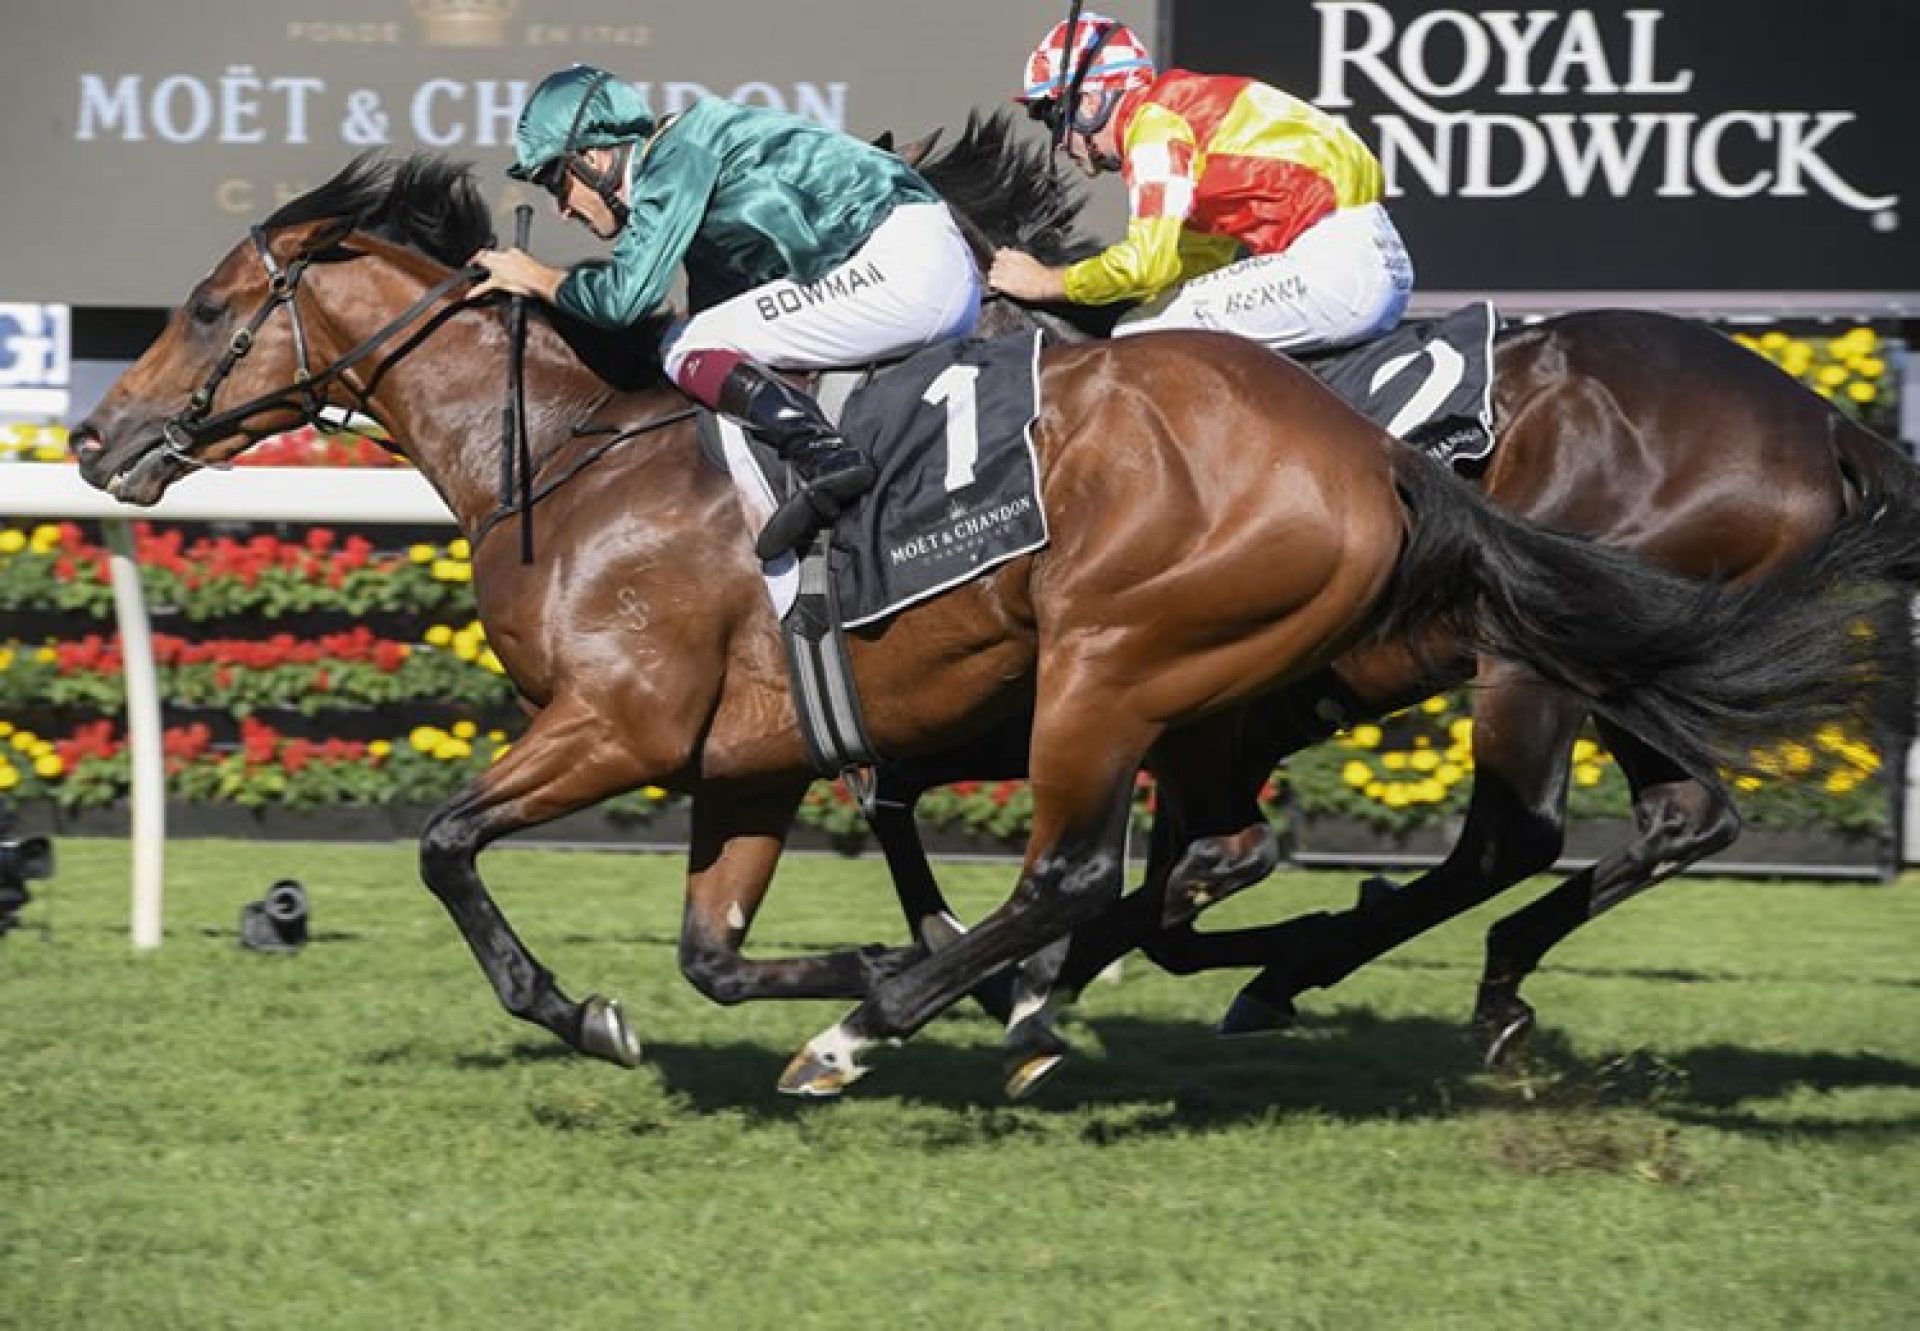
[[894, 128, 945, 167], [871, 130, 895, 153], [298, 217, 359, 259]]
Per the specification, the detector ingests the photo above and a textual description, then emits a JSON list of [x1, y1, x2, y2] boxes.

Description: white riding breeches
[[662, 202, 982, 378], [1115, 202, 1415, 355]]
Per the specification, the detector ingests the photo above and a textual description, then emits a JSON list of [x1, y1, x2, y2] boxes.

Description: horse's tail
[[1375, 446, 1904, 788], [1830, 419, 1920, 586]]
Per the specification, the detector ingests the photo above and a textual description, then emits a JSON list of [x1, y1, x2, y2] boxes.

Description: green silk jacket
[[555, 98, 939, 327]]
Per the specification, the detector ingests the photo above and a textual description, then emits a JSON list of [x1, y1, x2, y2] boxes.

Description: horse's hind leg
[[780, 679, 1156, 1096], [1474, 721, 1739, 1065], [418, 699, 661, 1066], [1211, 669, 1586, 1034]]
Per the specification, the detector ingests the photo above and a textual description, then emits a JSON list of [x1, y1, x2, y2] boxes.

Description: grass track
[[3, 838, 1919, 1329]]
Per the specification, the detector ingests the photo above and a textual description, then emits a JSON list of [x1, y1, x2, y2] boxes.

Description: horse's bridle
[[158, 224, 481, 469]]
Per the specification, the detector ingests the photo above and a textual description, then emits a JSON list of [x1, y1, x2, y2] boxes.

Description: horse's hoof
[[1475, 993, 1536, 1068], [1004, 1050, 1065, 1100], [1161, 885, 1211, 929], [920, 910, 967, 951], [776, 1031, 872, 1098], [1357, 874, 1401, 910], [577, 994, 643, 1068], [1217, 988, 1297, 1037]]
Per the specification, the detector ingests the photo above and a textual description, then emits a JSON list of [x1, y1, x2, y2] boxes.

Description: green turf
[[3, 839, 1918, 1329]]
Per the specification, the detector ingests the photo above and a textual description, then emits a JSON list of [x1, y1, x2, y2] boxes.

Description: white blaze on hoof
[[776, 1022, 875, 1097]]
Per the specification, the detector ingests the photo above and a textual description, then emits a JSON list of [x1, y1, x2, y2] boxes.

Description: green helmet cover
[[508, 65, 655, 181]]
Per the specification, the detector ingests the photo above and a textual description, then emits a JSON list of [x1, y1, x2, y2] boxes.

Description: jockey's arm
[[1062, 104, 1204, 306], [556, 137, 722, 329]]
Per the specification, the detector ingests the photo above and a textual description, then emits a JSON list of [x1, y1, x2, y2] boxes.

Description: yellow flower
[[1847, 381, 1877, 404], [0, 530, 25, 555], [1410, 749, 1440, 772], [425, 624, 454, 647], [408, 543, 436, 564], [33, 753, 62, 779], [1572, 738, 1600, 764], [1816, 365, 1849, 389], [1435, 762, 1464, 785], [1735, 774, 1763, 792], [10, 731, 38, 752], [0, 766, 17, 792], [476, 648, 504, 675], [1348, 723, 1382, 749], [447, 537, 472, 561], [1448, 718, 1473, 744], [452, 720, 478, 739], [1381, 751, 1409, 771], [1420, 696, 1449, 715], [430, 559, 472, 584], [1573, 763, 1604, 787], [1759, 331, 1788, 350], [1825, 771, 1859, 794], [368, 740, 393, 758], [1341, 760, 1373, 787], [34, 647, 55, 665], [433, 739, 473, 762], [491, 743, 512, 764], [0, 720, 13, 737], [409, 725, 446, 753], [642, 785, 668, 800]]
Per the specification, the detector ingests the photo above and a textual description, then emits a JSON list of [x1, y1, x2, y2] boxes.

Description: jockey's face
[[551, 147, 624, 240], [1065, 93, 1123, 177]]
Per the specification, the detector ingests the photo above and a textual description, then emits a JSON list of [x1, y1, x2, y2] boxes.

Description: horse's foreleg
[[1474, 720, 1740, 1064], [780, 680, 1155, 1097], [677, 783, 925, 1004], [418, 699, 659, 1066]]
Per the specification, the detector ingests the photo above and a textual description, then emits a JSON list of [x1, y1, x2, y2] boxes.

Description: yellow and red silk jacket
[[1063, 71, 1387, 307]]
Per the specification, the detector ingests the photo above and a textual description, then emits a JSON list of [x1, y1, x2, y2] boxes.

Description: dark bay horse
[[70, 156, 1898, 1096], [881, 112, 1920, 1073]]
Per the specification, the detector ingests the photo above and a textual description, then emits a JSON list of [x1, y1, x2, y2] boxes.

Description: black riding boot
[[718, 362, 875, 560]]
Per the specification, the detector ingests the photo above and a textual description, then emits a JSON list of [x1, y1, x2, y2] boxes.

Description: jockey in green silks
[[471, 65, 981, 559]]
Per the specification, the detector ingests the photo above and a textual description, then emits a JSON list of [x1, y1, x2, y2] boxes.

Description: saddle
[[1299, 301, 1499, 468], [697, 332, 1048, 774]]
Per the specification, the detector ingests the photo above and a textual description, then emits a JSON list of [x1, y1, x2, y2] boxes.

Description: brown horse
[[70, 156, 1896, 1095], [878, 112, 1920, 1070]]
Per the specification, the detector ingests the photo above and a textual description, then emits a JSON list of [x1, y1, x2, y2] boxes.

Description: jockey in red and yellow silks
[[993, 13, 1413, 355]]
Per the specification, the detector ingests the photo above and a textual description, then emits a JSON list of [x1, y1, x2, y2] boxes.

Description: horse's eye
[[190, 298, 225, 326]]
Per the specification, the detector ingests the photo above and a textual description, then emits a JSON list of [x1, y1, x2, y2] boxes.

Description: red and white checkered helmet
[[1017, 11, 1156, 104]]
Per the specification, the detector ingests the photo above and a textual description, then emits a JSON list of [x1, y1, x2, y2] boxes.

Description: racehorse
[[70, 154, 1898, 1096], [876, 111, 1920, 1072]]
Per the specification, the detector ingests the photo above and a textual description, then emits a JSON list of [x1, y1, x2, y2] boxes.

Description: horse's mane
[[265, 152, 495, 270], [914, 110, 1101, 267], [265, 153, 671, 390]]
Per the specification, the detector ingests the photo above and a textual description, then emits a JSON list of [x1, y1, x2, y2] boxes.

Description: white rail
[[4, 466, 452, 949]]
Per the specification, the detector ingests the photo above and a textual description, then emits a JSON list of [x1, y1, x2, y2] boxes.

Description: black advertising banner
[[1166, 1, 1920, 304]]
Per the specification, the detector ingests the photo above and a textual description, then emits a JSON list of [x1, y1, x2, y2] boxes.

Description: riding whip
[[506, 203, 535, 564]]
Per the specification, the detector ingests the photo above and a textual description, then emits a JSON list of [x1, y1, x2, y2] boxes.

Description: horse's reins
[[159, 226, 481, 466], [158, 220, 687, 559]]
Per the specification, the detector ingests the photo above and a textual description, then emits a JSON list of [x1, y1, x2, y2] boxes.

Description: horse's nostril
[[70, 430, 103, 460]]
